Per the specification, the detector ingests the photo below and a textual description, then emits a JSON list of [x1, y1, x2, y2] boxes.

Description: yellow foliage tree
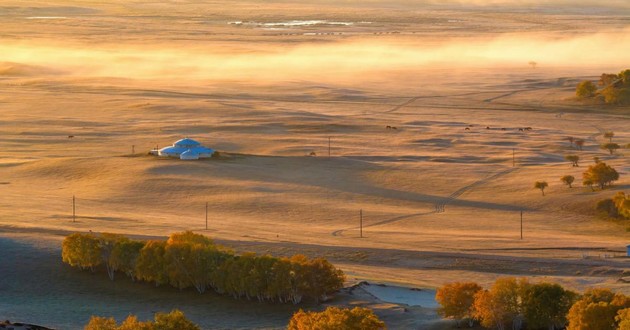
[[84, 310, 198, 330], [435, 282, 482, 327], [616, 308, 630, 330], [287, 307, 386, 330], [84, 316, 117, 330], [566, 289, 630, 330], [473, 277, 528, 330], [62, 233, 102, 271]]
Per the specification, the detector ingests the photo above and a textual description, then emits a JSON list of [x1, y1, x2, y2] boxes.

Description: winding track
[[332, 167, 518, 236]]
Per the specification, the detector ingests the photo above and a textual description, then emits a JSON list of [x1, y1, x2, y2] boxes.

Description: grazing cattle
[[392, 126, 397, 130], [486, 126, 490, 129], [68, 135, 74, 138], [386, 125, 391, 129], [501, 128, 506, 131], [518, 128, 524, 132], [525, 127, 532, 131], [309, 151, 317, 157], [465, 127, 470, 131]]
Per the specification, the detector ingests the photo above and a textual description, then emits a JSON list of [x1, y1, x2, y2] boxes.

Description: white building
[[158, 138, 214, 160]]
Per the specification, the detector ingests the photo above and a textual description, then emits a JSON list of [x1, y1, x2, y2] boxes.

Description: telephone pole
[[520, 210, 523, 240], [512, 148, 515, 167], [205, 202, 208, 230], [360, 209, 363, 238], [328, 136, 331, 157], [72, 195, 76, 223]]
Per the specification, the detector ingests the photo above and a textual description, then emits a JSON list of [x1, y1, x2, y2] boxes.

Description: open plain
[[1, 0, 629, 328]]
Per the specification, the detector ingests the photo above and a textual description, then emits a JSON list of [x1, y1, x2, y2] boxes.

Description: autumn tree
[[596, 198, 619, 218], [617, 308, 630, 330], [599, 73, 619, 86], [521, 282, 576, 329], [287, 307, 385, 330], [85, 316, 118, 330], [613, 192, 630, 219], [436, 282, 482, 327], [153, 309, 200, 330], [561, 175, 575, 188], [583, 162, 619, 189], [601, 143, 620, 155], [566, 136, 575, 148], [473, 277, 528, 330], [64, 231, 345, 305], [98, 233, 127, 280], [117, 316, 153, 330], [604, 131, 615, 142], [62, 233, 102, 271], [575, 139, 585, 151], [84, 309, 198, 330], [576, 81, 597, 98], [110, 239, 145, 279], [566, 288, 630, 330], [135, 240, 169, 286], [534, 181, 548, 196], [565, 155, 579, 167]]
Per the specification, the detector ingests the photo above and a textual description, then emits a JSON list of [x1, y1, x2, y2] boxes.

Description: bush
[[63, 231, 345, 304], [287, 307, 385, 330]]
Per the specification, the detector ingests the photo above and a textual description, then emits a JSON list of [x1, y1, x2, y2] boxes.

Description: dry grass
[[0, 1, 629, 329]]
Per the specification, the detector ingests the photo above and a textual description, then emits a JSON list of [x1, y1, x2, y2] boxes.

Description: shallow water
[[0, 236, 299, 329], [361, 284, 439, 308]]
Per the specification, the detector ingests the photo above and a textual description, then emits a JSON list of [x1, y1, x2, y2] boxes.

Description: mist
[[2, 28, 629, 82]]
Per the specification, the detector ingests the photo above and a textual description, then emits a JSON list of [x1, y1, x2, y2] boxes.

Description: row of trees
[[436, 278, 630, 330], [536, 160, 620, 196], [62, 231, 345, 304], [86, 306, 386, 330], [288, 307, 386, 330], [85, 309, 199, 330], [576, 69, 630, 105]]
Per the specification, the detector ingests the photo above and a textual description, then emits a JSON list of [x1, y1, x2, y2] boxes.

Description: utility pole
[[512, 148, 515, 167], [72, 195, 76, 223], [360, 209, 363, 238], [132, 145, 135, 154], [205, 202, 208, 230], [328, 136, 331, 157], [520, 210, 523, 240]]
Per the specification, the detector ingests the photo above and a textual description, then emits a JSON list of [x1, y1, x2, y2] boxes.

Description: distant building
[[157, 138, 214, 160]]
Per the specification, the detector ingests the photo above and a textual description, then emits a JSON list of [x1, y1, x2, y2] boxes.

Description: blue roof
[[174, 138, 201, 148]]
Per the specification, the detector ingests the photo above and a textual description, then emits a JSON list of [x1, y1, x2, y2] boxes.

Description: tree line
[[62, 231, 345, 304], [86, 306, 386, 330], [576, 69, 630, 105], [436, 277, 630, 330]]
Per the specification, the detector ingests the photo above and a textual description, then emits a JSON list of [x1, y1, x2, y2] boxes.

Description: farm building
[[157, 138, 214, 160]]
